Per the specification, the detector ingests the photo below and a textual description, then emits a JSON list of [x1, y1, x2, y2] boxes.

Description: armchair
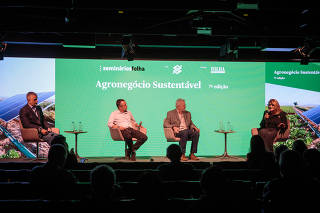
[[109, 124, 147, 158], [19, 119, 45, 159]]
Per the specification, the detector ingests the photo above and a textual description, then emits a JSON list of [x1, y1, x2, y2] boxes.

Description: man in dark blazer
[[164, 98, 200, 161], [19, 91, 59, 145]]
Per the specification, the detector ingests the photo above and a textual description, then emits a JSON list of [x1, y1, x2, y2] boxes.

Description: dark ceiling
[[1, 0, 320, 61]]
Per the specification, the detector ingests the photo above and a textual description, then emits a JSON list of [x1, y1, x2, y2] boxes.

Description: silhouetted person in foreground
[[189, 166, 258, 213], [136, 171, 167, 201], [50, 135, 78, 169], [273, 144, 289, 177], [246, 135, 277, 179], [79, 164, 123, 211], [31, 144, 77, 199], [303, 148, 320, 180], [274, 144, 289, 165], [263, 150, 320, 212], [199, 166, 229, 199], [86, 164, 120, 210], [134, 171, 167, 213], [157, 144, 196, 181], [292, 139, 307, 157]]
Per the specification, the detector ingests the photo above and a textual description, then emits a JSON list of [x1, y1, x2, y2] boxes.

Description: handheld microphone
[[265, 109, 271, 119]]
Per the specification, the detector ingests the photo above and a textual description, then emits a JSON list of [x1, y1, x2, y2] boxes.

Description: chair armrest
[[131, 122, 147, 135], [139, 126, 147, 135], [251, 128, 259, 136], [20, 128, 41, 141], [109, 127, 125, 141], [50, 128, 60, 134], [164, 128, 180, 142]]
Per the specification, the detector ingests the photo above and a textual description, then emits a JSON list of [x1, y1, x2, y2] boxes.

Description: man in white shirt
[[108, 99, 147, 161]]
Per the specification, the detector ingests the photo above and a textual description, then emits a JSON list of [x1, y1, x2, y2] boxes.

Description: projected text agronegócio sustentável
[[96, 80, 201, 90]]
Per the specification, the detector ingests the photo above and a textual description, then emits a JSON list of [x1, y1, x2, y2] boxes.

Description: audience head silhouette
[[250, 135, 266, 153], [279, 149, 304, 179], [303, 148, 320, 179], [90, 164, 116, 198], [136, 171, 166, 201], [200, 166, 227, 197], [292, 139, 307, 156], [47, 144, 67, 168], [166, 144, 182, 162], [274, 144, 288, 163], [51, 134, 69, 150]]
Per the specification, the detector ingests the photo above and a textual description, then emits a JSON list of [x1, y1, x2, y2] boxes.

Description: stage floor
[[87, 155, 246, 163], [0, 155, 246, 163]]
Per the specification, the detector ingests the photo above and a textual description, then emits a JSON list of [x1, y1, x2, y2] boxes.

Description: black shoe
[[130, 151, 136, 161]]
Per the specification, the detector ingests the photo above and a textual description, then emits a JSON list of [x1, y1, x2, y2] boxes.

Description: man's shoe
[[181, 154, 188, 161], [125, 149, 130, 160], [130, 151, 136, 161], [189, 153, 199, 160]]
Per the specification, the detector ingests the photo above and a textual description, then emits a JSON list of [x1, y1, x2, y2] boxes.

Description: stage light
[[121, 36, 136, 61], [261, 48, 296, 52]]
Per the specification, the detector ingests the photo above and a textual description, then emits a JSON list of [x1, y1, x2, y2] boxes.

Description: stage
[[0, 155, 246, 164]]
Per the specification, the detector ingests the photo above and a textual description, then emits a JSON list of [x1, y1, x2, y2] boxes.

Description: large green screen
[[55, 60, 265, 157], [2, 58, 319, 159]]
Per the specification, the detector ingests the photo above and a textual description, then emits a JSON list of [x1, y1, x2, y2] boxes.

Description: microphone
[[138, 121, 142, 130], [265, 109, 271, 119]]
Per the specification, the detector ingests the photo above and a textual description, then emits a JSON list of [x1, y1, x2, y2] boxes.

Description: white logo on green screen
[[173, 65, 182, 75], [211, 66, 226, 74], [100, 65, 145, 72]]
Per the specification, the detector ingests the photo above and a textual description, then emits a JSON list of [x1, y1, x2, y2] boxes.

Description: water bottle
[[219, 121, 224, 131], [79, 121, 83, 132], [229, 122, 233, 132], [227, 121, 231, 131], [72, 121, 76, 132]]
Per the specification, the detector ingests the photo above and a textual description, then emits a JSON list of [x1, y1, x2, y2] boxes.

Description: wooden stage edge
[[0, 155, 246, 163]]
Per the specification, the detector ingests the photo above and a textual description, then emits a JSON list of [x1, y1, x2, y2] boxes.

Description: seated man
[[164, 98, 200, 161], [108, 99, 148, 161], [19, 91, 59, 145]]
